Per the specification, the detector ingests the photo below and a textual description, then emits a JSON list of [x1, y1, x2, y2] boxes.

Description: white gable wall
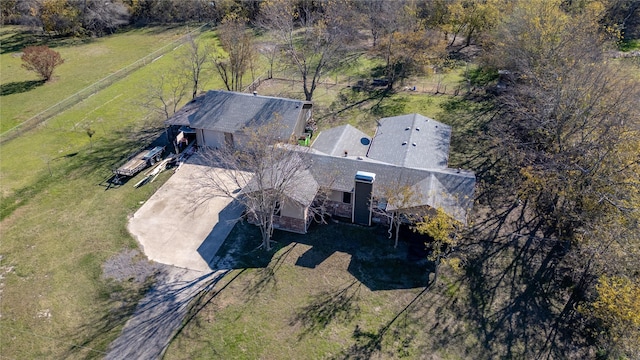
[[198, 129, 226, 149]]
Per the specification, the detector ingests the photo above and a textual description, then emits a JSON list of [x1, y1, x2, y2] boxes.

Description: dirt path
[[105, 265, 228, 360]]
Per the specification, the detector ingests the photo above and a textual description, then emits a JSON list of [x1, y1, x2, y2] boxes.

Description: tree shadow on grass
[[1, 80, 46, 96], [456, 207, 592, 359], [419, 94, 596, 358], [290, 280, 362, 340], [333, 281, 435, 360], [65, 266, 239, 359], [0, 30, 93, 54]]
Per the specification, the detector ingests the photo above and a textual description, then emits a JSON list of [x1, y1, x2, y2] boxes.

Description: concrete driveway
[[128, 159, 245, 272]]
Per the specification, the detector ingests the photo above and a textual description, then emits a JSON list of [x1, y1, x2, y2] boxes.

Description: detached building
[[166, 90, 312, 150]]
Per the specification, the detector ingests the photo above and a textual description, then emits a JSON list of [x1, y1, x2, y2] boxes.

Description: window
[[343, 192, 352, 204]]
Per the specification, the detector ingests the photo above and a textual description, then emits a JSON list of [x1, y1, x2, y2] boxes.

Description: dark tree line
[[464, 0, 640, 357]]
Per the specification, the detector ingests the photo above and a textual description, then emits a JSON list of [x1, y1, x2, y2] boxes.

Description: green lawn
[[0, 25, 193, 133], [164, 222, 476, 359]]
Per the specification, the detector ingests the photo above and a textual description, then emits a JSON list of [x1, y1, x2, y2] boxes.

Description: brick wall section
[[273, 215, 307, 234], [326, 200, 352, 219]]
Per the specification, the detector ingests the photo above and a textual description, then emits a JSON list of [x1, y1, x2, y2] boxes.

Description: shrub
[[21, 46, 64, 81]]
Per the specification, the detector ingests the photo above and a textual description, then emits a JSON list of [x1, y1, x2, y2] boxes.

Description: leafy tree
[[370, 1, 447, 90], [582, 275, 640, 357], [444, 0, 502, 47], [414, 207, 462, 281], [85, 127, 95, 149], [258, 0, 360, 101], [40, 0, 80, 35], [21, 45, 64, 81], [212, 13, 255, 92]]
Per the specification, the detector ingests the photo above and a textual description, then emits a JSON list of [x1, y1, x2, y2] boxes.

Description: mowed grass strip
[[0, 25, 193, 133]]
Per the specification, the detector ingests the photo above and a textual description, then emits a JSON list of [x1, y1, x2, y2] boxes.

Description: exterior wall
[[200, 129, 226, 148], [372, 212, 391, 226], [280, 198, 305, 219], [326, 199, 353, 219], [295, 104, 312, 137], [233, 132, 250, 150], [328, 190, 344, 202], [272, 215, 307, 234]]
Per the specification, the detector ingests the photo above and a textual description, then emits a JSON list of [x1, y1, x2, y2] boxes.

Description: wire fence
[[255, 69, 467, 98], [0, 24, 208, 145]]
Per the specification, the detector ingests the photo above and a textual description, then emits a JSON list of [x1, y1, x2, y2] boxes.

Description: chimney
[[353, 171, 376, 226]]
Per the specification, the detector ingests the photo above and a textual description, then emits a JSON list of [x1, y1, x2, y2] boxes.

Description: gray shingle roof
[[164, 95, 206, 127], [367, 114, 451, 169], [310, 124, 371, 157], [293, 147, 475, 223], [188, 90, 307, 138], [241, 153, 319, 207]]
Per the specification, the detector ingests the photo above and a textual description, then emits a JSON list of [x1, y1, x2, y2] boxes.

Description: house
[[166, 90, 312, 150], [264, 114, 475, 234]]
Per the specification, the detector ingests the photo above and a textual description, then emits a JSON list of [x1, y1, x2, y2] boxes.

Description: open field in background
[[0, 24, 475, 359], [0, 32, 229, 200], [0, 25, 198, 134]]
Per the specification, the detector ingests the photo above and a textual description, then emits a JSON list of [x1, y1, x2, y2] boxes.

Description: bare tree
[[139, 69, 189, 120], [372, 179, 424, 248], [211, 13, 255, 92], [80, 0, 130, 36], [258, 0, 360, 101], [194, 120, 314, 251], [179, 35, 209, 99]]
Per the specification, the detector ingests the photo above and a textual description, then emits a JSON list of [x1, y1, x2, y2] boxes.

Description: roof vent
[[357, 156, 364, 160], [405, 127, 411, 131], [412, 143, 417, 146], [402, 141, 407, 145], [415, 127, 420, 131], [253, 91, 257, 96], [344, 151, 348, 157]]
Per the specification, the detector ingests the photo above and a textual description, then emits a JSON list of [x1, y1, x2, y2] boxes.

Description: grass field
[[0, 25, 193, 133], [0, 24, 474, 359]]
